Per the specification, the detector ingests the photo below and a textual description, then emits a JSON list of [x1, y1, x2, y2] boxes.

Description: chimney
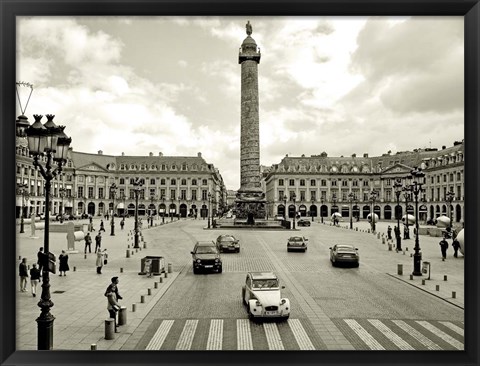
[[159, 152, 163, 156], [98, 150, 103, 155], [197, 152, 202, 158], [121, 152, 125, 156], [149, 152, 153, 157], [352, 153, 356, 158], [442, 145, 446, 150], [363, 153, 368, 158]]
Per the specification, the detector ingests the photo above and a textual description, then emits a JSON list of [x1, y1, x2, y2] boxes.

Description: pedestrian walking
[[387, 225, 392, 240], [403, 226, 410, 240], [452, 238, 460, 258], [89, 215, 95, 231], [439, 237, 449, 260], [104, 276, 123, 332], [29, 263, 41, 297], [37, 247, 45, 274], [99, 220, 105, 232], [120, 218, 125, 230], [95, 232, 102, 253], [84, 232, 92, 253], [96, 250, 105, 274], [58, 250, 69, 276], [19, 258, 29, 292]]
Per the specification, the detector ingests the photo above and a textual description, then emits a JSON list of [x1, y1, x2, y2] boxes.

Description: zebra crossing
[[144, 317, 464, 351]]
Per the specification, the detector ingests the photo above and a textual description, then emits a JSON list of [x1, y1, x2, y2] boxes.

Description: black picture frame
[[1, 1, 478, 366]]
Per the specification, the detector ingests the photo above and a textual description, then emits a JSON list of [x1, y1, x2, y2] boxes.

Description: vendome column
[[235, 21, 266, 223]]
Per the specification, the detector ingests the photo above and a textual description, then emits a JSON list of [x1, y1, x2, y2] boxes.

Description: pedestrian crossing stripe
[[144, 318, 463, 350]]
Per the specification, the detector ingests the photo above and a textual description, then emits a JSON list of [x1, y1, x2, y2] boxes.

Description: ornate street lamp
[[283, 195, 287, 219], [320, 196, 324, 223], [369, 190, 378, 233], [177, 196, 182, 220], [161, 195, 165, 224], [393, 179, 403, 251], [119, 193, 126, 219], [310, 197, 315, 222], [291, 192, 297, 230], [402, 188, 412, 240], [446, 190, 455, 235], [17, 183, 30, 233], [149, 194, 157, 227], [207, 192, 212, 229], [132, 179, 143, 248], [410, 167, 425, 276], [110, 183, 117, 236], [348, 192, 354, 229], [25, 114, 72, 350]]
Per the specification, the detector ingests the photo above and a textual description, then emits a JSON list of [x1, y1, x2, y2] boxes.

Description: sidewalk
[[16, 217, 182, 350], [323, 219, 464, 309]]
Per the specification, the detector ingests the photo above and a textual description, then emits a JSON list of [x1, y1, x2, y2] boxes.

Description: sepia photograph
[[13, 15, 467, 353]]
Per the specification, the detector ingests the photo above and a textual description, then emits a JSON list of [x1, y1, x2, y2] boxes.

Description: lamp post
[[109, 183, 117, 236], [410, 167, 425, 276], [331, 193, 337, 225], [207, 192, 212, 229], [310, 197, 315, 222], [177, 196, 181, 220], [119, 193, 126, 219], [348, 192, 354, 229], [292, 192, 297, 230], [393, 179, 403, 251], [150, 194, 157, 227], [25, 114, 72, 350], [132, 179, 143, 248], [17, 183, 30, 233], [283, 195, 287, 220], [369, 190, 377, 233], [320, 196, 324, 223], [58, 187, 66, 223], [161, 195, 165, 224], [446, 189, 455, 236]]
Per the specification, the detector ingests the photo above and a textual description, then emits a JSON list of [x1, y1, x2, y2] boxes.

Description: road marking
[[439, 321, 464, 336], [263, 323, 284, 350], [416, 321, 464, 350], [206, 319, 223, 350], [175, 319, 198, 350], [146, 320, 174, 350], [237, 319, 253, 350], [368, 319, 414, 350], [288, 319, 315, 350], [344, 319, 385, 350], [392, 320, 441, 350]]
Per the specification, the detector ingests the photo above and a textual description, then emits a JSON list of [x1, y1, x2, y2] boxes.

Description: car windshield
[[337, 245, 355, 251], [289, 237, 303, 242], [196, 246, 217, 254], [252, 279, 279, 289], [220, 237, 235, 242]]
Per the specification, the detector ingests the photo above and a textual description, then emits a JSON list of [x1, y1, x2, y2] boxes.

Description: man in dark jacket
[[439, 238, 449, 260], [29, 263, 41, 297], [19, 258, 29, 292]]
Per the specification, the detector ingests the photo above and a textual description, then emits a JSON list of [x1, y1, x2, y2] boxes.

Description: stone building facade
[[16, 140, 227, 220], [263, 141, 464, 224]]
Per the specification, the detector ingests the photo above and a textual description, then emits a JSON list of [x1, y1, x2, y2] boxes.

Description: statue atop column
[[246, 21, 252, 36]]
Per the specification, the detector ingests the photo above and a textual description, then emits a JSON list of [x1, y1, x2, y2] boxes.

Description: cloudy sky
[[16, 16, 464, 190]]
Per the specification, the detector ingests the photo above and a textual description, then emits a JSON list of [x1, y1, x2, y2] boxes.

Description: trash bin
[[284, 220, 291, 229], [422, 261, 431, 279], [139, 256, 165, 275]]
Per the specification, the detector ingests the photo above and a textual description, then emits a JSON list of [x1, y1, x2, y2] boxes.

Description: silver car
[[329, 244, 360, 267]]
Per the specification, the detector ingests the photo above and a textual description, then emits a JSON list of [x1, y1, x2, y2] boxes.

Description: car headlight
[[215, 258, 219, 263], [255, 300, 261, 306], [196, 259, 201, 263]]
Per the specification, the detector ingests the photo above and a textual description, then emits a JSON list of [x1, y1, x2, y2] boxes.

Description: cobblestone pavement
[[16, 217, 464, 350]]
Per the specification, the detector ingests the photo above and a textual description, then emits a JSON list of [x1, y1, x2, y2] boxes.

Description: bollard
[[139, 247, 142, 251], [436, 285, 440, 291], [452, 291, 456, 299], [154, 282, 159, 289], [406, 247, 408, 251], [444, 275, 448, 281], [397, 264, 403, 276], [409, 274, 413, 280], [126, 250, 130, 258], [377, 233, 380, 239], [118, 306, 127, 325], [148, 288, 152, 296], [421, 279, 425, 285], [105, 319, 115, 340], [388, 243, 392, 251], [131, 250, 134, 255], [159, 277, 163, 283], [120, 268, 123, 273], [18, 256, 21, 260], [168, 263, 172, 273], [84, 253, 87, 259], [164, 272, 168, 278], [410, 253, 413, 257], [403, 250, 406, 255], [91, 344, 97, 350], [136, 248, 138, 252], [73, 266, 76, 272], [143, 242, 147, 249], [382, 238, 385, 244], [140, 295, 145, 303], [127, 244, 130, 248], [132, 303, 136, 312]]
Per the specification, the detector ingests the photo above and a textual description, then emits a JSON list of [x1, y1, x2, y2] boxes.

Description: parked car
[[287, 236, 308, 252], [216, 235, 240, 253], [329, 244, 360, 267], [241, 272, 290, 320], [274, 215, 285, 221], [55, 213, 69, 221], [297, 219, 311, 227], [80, 213, 89, 219], [191, 241, 223, 274]]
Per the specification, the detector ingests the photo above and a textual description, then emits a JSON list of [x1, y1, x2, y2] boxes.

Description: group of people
[[439, 236, 461, 260], [83, 231, 109, 274], [18, 247, 70, 296]]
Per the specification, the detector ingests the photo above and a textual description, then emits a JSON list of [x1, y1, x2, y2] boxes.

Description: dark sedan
[[329, 244, 359, 267], [297, 219, 311, 227]]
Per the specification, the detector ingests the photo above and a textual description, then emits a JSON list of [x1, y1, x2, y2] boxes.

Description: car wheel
[[355, 262, 360, 268], [193, 267, 198, 274], [287, 248, 291, 252], [237, 248, 240, 253], [218, 266, 223, 273], [242, 287, 247, 305], [247, 305, 254, 320]]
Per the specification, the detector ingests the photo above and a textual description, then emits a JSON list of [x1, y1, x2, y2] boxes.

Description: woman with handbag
[[96, 250, 104, 274]]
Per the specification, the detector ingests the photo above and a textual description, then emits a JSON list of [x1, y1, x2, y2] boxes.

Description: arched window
[[171, 179, 176, 185], [181, 179, 187, 185], [192, 179, 197, 185]]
